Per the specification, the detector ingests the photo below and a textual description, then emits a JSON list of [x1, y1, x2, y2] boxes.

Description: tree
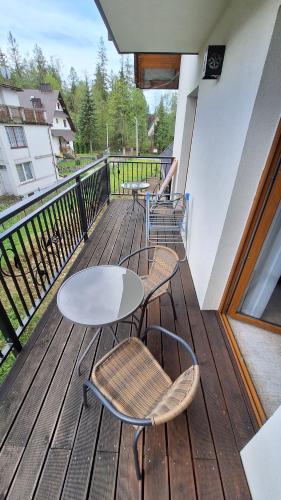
[[33, 44, 47, 84], [7, 32, 23, 83], [78, 78, 96, 153], [92, 37, 108, 150], [154, 97, 170, 152]]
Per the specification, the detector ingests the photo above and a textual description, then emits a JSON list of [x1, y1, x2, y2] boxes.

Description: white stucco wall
[[175, 0, 281, 308], [0, 124, 57, 196], [0, 88, 21, 107]]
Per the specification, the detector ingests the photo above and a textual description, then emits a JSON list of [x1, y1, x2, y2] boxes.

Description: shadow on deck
[[0, 199, 258, 499]]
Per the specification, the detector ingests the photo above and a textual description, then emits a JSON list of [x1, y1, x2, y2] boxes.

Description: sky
[[0, 0, 168, 111]]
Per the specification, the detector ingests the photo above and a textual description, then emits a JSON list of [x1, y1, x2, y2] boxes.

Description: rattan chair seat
[[91, 337, 199, 425]]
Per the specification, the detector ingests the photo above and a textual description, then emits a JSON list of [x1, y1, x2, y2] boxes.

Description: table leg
[[77, 327, 101, 376]]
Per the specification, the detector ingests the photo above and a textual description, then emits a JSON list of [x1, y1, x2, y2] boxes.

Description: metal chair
[[119, 245, 179, 335], [83, 325, 200, 479]]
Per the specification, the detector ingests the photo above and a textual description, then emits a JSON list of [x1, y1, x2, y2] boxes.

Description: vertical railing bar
[[24, 223, 47, 293], [0, 300, 22, 353], [58, 196, 72, 256], [31, 217, 51, 285], [90, 171, 98, 223], [82, 179, 90, 227], [36, 213, 55, 279], [42, 209, 60, 274], [0, 241, 30, 316], [75, 175, 88, 242], [71, 188, 83, 242], [0, 271, 23, 327], [52, 202, 67, 263], [9, 232, 37, 307], [48, 205, 63, 268], [61, 194, 75, 251], [65, 190, 79, 246]]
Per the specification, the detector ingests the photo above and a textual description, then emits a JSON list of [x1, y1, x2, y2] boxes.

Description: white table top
[[121, 181, 150, 190], [57, 265, 144, 327]]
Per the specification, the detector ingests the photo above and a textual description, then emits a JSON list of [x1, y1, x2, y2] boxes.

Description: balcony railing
[[0, 105, 47, 124], [0, 155, 172, 367]]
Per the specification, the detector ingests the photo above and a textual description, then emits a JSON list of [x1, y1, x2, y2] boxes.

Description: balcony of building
[[0, 157, 258, 499]]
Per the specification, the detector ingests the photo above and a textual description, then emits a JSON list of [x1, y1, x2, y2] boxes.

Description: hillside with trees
[[0, 33, 177, 154]]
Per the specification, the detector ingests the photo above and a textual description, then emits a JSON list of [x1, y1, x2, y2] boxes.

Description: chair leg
[[137, 306, 146, 336], [133, 426, 144, 480], [83, 382, 89, 408], [167, 290, 177, 321]]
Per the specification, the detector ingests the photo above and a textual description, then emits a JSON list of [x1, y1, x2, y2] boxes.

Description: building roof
[[51, 129, 75, 142], [0, 82, 23, 92], [18, 88, 76, 131]]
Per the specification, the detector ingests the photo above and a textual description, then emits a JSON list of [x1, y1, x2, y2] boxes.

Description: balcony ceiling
[[95, 0, 229, 53]]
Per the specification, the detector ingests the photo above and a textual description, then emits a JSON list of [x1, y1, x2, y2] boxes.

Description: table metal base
[[77, 318, 140, 376], [130, 190, 145, 211]]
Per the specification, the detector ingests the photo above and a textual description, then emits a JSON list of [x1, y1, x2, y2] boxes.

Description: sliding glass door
[[227, 125, 281, 333]]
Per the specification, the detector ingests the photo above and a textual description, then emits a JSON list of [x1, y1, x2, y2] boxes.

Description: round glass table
[[57, 265, 144, 374], [121, 181, 150, 211]]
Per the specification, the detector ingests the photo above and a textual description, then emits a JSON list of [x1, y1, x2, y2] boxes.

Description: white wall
[[176, 0, 281, 308], [0, 88, 21, 107], [0, 124, 57, 196]]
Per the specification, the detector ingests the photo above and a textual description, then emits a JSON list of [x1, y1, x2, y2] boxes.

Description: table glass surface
[[121, 181, 150, 190], [57, 265, 144, 327]]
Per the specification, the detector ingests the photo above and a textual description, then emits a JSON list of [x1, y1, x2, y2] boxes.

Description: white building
[[0, 83, 58, 197], [19, 84, 76, 159]]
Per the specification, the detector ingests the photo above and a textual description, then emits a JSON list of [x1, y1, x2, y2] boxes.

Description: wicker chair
[[83, 325, 200, 479], [119, 245, 179, 335]]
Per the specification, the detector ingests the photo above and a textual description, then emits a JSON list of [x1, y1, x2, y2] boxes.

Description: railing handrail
[[109, 155, 173, 160], [0, 155, 109, 225]]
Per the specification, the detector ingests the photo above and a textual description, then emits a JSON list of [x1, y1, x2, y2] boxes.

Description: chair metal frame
[[145, 192, 190, 258], [83, 325, 198, 480], [119, 245, 179, 335]]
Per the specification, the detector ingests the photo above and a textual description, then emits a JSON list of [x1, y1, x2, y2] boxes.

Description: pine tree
[[7, 32, 23, 83], [154, 97, 170, 152], [78, 78, 96, 153], [92, 37, 108, 150], [33, 44, 47, 84]]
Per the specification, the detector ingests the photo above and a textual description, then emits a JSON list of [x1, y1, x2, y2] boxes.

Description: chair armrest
[[142, 325, 198, 365], [118, 246, 156, 265], [83, 379, 152, 426]]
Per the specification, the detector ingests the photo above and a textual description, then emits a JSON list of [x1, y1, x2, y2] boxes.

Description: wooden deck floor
[[0, 199, 258, 500]]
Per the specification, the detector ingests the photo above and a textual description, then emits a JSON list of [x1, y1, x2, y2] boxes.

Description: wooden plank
[[180, 264, 251, 499], [0, 307, 62, 448], [96, 203, 144, 453], [52, 201, 129, 450], [144, 299, 169, 500], [161, 289, 197, 500], [0, 445, 24, 498], [6, 322, 88, 500], [170, 269, 216, 461], [34, 449, 71, 500], [61, 201, 139, 499], [194, 459, 224, 500], [88, 451, 118, 500], [0, 201, 120, 448], [202, 310, 256, 449]]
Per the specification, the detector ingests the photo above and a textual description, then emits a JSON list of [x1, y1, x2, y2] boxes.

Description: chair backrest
[[149, 246, 179, 285], [158, 159, 178, 197]]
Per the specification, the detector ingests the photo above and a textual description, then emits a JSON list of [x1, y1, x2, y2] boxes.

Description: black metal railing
[[0, 156, 110, 365], [109, 156, 173, 195], [0, 154, 173, 370]]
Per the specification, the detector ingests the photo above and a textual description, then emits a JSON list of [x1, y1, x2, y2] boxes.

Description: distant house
[[0, 83, 58, 197], [19, 84, 76, 159]]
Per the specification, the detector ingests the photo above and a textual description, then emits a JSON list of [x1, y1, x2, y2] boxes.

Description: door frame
[[220, 120, 281, 334]]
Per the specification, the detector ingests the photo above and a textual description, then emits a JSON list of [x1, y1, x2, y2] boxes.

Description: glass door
[[227, 127, 281, 333]]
